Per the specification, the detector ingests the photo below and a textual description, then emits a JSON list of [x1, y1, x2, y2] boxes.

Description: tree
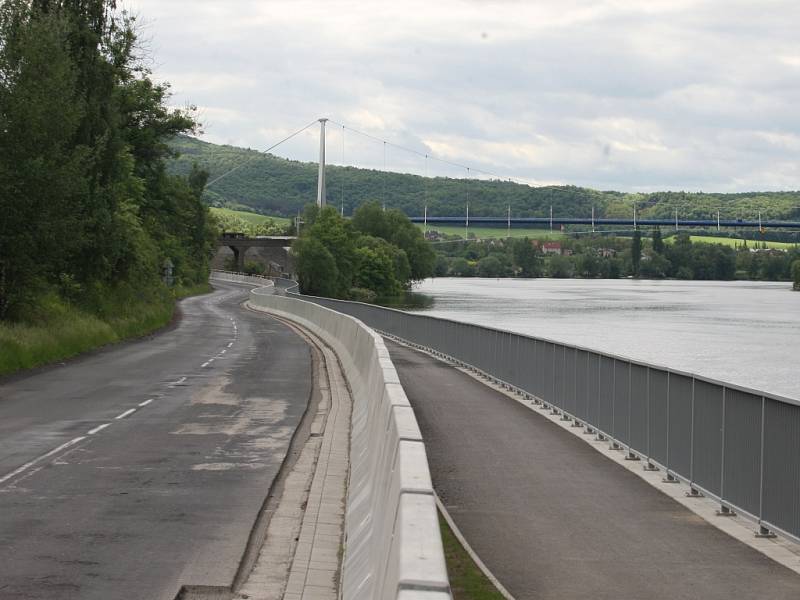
[[631, 229, 642, 277], [652, 227, 664, 254], [792, 260, 800, 290], [450, 258, 475, 277], [294, 237, 339, 297], [548, 255, 574, 278], [511, 238, 543, 277], [0, 1, 211, 319], [477, 256, 503, 278]]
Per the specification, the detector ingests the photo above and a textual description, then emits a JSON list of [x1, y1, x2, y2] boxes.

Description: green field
[[210, 206, 291, 226], [420, 224, 565, 240], [666, 235, 798, 250]]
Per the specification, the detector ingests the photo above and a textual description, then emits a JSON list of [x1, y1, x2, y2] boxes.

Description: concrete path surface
[[0, 282, 311, 600], [387, 340, 800, 600]]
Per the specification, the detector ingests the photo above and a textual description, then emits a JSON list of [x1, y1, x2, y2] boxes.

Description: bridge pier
[[229, 245, 246, 272]]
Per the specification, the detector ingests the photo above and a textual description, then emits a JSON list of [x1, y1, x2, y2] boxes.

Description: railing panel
[[691, 380, 723, 496], [629, 364, 648, 452], [668, 373, 693, 476], [722, 388, 762, 516], [586, 353, 600, 426], [564, 348, 577, 418], [648, 369, 669, 466], [553, 345, 565, 409], [575, 350, 589, 422], [763, 398, 800, 539], [613, 360, 630, 444], [598, 356, 615, 434]]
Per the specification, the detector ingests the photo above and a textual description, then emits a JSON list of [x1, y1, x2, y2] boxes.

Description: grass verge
[[439, 511, 507, 600], [0, 282, 212, 377]]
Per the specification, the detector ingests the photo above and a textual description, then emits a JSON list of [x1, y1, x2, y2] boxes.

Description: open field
[[666, 234, 799, 250], [420, 223, 566, 240], [210, 206, 291, 226]]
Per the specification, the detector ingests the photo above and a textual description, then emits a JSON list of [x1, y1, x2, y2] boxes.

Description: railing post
[[716, 387, 735, 515], [625, 361, 639, 461], [644, 367, 657, 471]]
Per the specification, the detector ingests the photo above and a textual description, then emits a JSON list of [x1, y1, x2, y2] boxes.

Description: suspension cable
[[205, 119, 319, 188]]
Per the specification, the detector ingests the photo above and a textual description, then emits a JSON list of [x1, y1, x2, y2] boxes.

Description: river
[[410, 278, 800, 401]]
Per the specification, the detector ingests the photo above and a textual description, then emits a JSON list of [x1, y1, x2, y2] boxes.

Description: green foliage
[[293, 203, 435, 299], [548, 255, 574, 278], [476, 256, 503, 278], [511, 238, 544, 278], [631, 229, 642, 277], [652, 227, 664, 254], [792, 260, 800, 291], [210, 206, 289, 236], [293, 237, 339, 297], [168, 136, 800, 230], [0, 283, 211, 376], [0, 1, 215, 323]]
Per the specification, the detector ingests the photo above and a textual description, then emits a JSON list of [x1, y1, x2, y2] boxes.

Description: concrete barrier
[[210, 271, 275, 292], [246, 286, 451, 600]]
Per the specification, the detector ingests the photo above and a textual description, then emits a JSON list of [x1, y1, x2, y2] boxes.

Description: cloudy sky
[[125, 0, 800, 192]]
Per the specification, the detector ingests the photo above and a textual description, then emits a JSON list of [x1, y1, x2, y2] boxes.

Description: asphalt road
[[387, 340, 800, 600], [0, 282, 311, 600]]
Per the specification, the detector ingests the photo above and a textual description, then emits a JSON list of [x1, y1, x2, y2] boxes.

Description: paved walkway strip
[[386, 340, 800, 600], [237, 318, 350, 600]]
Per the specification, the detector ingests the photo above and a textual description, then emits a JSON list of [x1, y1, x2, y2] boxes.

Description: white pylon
[[317, 118, 328, 207]]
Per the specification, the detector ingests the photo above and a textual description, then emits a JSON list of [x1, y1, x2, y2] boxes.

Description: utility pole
[[633, 202, 637, 229], [591, 205, 595, 233], [465, 202, 469, 240], [550, 205, 553, 231], [507, 205, 511, 239], [717, 210, 721, 232], [675, 208, 679, 231], [424, 204, 428, 236], [316, 118, 328, 207]]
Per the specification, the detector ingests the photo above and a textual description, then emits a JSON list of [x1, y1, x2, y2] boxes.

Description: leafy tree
[[477, 256, 503, 278], [652, 227, 664, 254], [511, 238, 543, 277], [548, 255, 574, 278], [631, 229, 642, 277], [0, 1, 212, 320], [450, 258, 475, 277], [294, 237, 339, 297], [576, 253, 600, 278], [434, 255, 450, 277], [792, 260, 800, 290]]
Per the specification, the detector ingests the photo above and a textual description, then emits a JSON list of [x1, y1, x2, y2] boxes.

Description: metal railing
[[289, 292, 800, 544]]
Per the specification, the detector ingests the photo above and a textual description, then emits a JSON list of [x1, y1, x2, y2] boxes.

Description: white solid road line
[[201, 361, 210, 368], [88, 423, 111, 435], [0, 436, 87, 485], [138, 399, 154, 407], [227, 342, 233, 348], [115, 408, 136, 420]]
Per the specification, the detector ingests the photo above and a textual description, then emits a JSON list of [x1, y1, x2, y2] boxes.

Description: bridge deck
[[386, 340, 800, 600]]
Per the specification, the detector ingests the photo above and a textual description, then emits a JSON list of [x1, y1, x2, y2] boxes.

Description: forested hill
[[169, 136, 800, 221]]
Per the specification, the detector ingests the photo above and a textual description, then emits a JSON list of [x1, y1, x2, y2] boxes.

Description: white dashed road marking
[[0, 436, 87, 485], [115, 409, 136, 420], [227, 342, 233, 348], [201, 361, 210, 368], [138, 399, 154, 407], [88, 423, 111, 435]]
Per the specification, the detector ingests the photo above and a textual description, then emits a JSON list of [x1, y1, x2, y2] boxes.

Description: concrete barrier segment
[[243, 288, 451, 600]]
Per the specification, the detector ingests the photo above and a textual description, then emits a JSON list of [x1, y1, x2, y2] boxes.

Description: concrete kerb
[[245, 288, 452, 600]]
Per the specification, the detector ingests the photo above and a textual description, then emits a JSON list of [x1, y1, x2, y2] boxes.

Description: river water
[[410, 278, 800, 401]]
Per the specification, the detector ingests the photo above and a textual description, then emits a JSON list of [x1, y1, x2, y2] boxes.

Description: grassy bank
[[439, 512, 507, 600], [210, 206, 291, 226], [420, 224, 565, 240], [665, 234, 798, 250], [0, 283, 212, 377]]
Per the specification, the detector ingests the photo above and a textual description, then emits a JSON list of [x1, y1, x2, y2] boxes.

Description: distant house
[[541, 241, 563, 256], [598, 248, 616, 258]]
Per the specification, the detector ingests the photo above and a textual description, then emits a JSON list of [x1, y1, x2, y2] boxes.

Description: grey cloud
[[127, 0, 800, 192]]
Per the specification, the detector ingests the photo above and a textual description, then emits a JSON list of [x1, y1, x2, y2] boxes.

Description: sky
[[125, 0, 800, 193]]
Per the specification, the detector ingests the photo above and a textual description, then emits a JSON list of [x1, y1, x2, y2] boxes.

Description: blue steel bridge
[[409, 215, 800, 230]]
